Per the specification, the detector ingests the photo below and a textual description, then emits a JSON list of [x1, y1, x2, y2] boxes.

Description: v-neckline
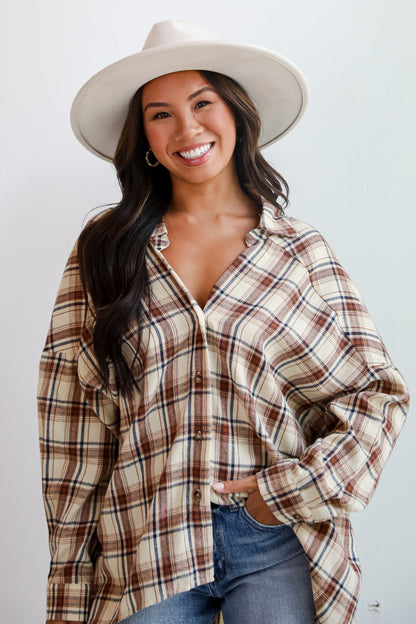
[[147, 202, 297, 311], [152, 241, 254, 312]]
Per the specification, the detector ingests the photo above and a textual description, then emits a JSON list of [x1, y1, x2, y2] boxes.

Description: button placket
[[191, 320, 209, 510]]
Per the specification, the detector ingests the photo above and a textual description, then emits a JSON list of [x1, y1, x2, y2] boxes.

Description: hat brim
[[70, 41, 308, 162]]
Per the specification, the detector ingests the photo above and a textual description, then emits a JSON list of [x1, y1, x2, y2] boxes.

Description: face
[[141, 70, 237, 187]]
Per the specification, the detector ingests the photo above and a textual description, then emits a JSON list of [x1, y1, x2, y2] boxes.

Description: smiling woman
[[38, 19, 409, 624]]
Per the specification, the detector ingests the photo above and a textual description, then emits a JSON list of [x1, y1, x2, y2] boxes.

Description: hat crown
[[142, 20, 219, 51]]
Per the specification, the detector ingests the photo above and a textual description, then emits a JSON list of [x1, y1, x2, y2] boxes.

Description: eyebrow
[[143, 86, 217, 113]]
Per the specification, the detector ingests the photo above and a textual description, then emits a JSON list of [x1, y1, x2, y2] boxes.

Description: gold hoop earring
[[145, 149, 159, 167]]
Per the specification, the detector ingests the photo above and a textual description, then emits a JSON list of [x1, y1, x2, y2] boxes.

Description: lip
[[173, 142, 215, 167]]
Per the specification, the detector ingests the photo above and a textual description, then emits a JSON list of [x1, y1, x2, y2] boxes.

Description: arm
[[38, 246, 119, 622], [259, 229, 409, 523], [216, 226, 409, 524]]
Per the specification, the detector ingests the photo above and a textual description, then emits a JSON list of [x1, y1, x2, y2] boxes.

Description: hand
[[213, 475, 281, 525]]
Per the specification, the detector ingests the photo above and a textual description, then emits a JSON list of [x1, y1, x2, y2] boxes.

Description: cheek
[[222, 122, 237, 153], [143, 122, 165, 153], [217, 108, 237, 144]]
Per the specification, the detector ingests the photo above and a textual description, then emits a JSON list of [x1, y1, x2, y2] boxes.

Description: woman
[[38, 20, 409, 624]]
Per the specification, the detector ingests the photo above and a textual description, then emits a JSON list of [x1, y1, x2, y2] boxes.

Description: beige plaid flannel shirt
[[38, 203, 409, 623]]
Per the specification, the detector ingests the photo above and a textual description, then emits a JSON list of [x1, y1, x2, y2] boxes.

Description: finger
[[212, 475, 258, 493]]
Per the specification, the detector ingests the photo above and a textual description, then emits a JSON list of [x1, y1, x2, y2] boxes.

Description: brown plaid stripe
[[38, 203, 408, 623]]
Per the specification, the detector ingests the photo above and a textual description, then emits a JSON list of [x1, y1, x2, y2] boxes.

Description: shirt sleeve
[[38, 245, 119, 622], [256, 226, 409, 525]]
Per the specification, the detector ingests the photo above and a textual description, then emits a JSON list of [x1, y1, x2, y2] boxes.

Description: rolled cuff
[[46, 582, 90, 622], [256, 460, 314, 524]]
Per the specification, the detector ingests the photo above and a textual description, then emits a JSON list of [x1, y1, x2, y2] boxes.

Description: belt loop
[[229, 503, 242, 512]]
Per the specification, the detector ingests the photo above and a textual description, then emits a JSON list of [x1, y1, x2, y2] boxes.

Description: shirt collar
[[245, 202, 297, 246], [150, 219, 169, 251], [257, 201, 297, 238]]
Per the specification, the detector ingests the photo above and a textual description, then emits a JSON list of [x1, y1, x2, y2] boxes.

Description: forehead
[[141, 70, 210, 100]]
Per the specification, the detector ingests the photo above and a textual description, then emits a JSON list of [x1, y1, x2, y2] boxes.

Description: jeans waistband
[[210, 502, 243, 512]]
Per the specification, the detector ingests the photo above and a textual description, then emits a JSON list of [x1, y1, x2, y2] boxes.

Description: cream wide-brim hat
[[70, 20, 308, 162]]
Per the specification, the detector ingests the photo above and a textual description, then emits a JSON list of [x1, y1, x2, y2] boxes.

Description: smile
[[178, 143, 213, 159]]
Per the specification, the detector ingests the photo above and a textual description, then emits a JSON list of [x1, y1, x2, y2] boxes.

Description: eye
[[151, 111, 170, 120], [195, 100, 211, 110]]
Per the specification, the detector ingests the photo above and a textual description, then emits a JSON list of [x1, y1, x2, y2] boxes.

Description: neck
[[169, 168, 256, 219]]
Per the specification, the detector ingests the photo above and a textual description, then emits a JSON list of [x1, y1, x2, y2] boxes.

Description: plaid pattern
[[38, 203, 409, 623]]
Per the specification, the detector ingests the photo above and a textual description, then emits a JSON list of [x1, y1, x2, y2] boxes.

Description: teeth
[[179, 143, 212, 159]]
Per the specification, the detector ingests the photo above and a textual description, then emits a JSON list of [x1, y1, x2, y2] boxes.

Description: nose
[[174, 110, 203, 142]]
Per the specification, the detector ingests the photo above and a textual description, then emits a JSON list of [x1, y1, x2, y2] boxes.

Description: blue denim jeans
[[120, 503, 315, 623]]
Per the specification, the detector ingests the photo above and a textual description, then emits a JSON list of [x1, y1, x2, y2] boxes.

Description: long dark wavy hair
[[78, 70, 289, 395]]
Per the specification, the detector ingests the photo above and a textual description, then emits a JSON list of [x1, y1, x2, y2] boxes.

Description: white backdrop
[[1, 1, 415, 622]]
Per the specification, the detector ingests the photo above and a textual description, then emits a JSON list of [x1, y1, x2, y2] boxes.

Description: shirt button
[[293, 513, 302, 521], [193, 489, 202, 501], [194, 372, 202, 384], [194, 431, 203, 441]]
